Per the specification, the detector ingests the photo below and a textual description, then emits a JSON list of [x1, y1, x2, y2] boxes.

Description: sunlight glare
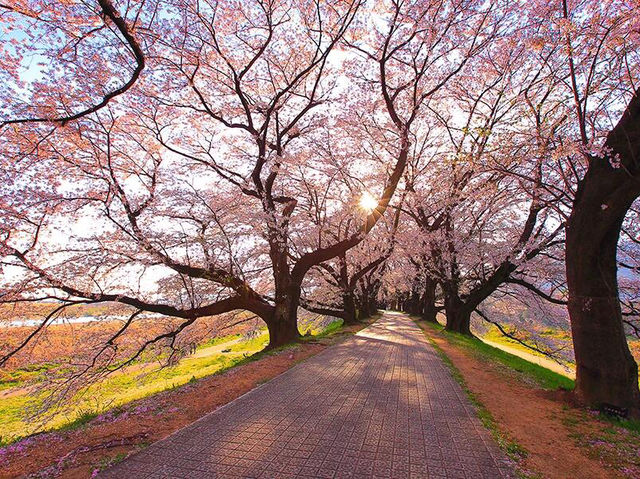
[[359, 191, 379, 211]]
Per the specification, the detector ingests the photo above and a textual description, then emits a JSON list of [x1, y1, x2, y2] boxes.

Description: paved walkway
[[101, 313, 514, 478]]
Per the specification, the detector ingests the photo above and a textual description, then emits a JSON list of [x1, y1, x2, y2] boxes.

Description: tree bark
[[359, 294, 371, 319], [362, 297, 377, 318], [566, 175, 640, 412], [565, 87, 640, 413], [421, 277, 438, 322], [267, 285, 301, 348], [443, 289, 472, 335], [268, 239, 302, 348], [342, 291, 359, 325], [266, 311, 299, 348], [444, 307, 471, 335]]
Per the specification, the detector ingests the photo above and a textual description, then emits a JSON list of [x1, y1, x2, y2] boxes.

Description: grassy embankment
[[479, 322, 640, 384], [417, 319, 575, 389], [464, 325, 575, 389], [474, 324, 640, 432], [0, 318, 343, 445]]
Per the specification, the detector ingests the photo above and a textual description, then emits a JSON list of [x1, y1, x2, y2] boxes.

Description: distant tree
[[301, 206, 400, 324]]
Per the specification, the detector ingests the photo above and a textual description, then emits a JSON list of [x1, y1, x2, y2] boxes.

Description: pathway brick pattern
[[100, 313, 515, 478]]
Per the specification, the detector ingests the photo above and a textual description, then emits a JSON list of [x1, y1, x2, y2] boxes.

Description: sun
[[359, 191, 379, 211]]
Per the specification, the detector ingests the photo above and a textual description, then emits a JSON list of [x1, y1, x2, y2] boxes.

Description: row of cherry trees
[[1, 0, 640, 413], [305, 0, 640, 413]]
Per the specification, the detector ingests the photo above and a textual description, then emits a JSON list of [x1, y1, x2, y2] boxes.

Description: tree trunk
[[564, 85, 640, 413], [266, 311, 299, 348], [445, 307, 471, 335], [267, 287, 301, 348], [359, 294, 372, 319], [421, 278, 438, 323], [444, 292, 471, 335], [422, 303, 438, 323], [364, 299, 377, 318], [566, 176, 640, 412], [266, 229, 302, 348], [268, 243, 301, 347], [343, 291, 359, 325]]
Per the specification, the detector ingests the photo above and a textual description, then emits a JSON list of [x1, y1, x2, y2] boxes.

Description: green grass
[[0, 334, 267, 443], [483, 326, 546, 354], [559, 405, 640, 475], [482, 326, 575, 371], [0, 362, 60, 391], [301, 318, 344, 339], [417, 316, 640, 472], [539, 328, 572, 340], [600, 412, 640, 434], [198, 333, 242, 348], [96, 451, 128, 472], [420, 321, 574, 391], [56, 409, 102, 433]]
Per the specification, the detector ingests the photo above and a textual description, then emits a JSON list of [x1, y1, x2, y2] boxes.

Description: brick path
[[100, 312, 514, 478]]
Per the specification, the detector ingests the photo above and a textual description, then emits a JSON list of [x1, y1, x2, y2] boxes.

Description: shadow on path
[[100, 313, 515, 478]]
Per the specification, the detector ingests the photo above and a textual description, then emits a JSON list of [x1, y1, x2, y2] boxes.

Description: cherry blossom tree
[[1, 0, 377, 362], [301, 206, 400, 324], [548, 0, 640, 412], [7, 0, 639, 419], [0, 0, 146, 126]]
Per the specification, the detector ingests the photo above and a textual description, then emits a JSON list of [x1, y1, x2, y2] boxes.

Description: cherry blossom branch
[[1, 0, 145, 128]]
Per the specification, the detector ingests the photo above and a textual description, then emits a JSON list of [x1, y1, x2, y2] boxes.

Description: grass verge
[[0, 335, 267, 444], [420, 320, 574, 391], [418, 318, 640, 478]]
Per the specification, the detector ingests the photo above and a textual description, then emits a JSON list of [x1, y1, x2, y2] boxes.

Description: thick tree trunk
[[266, 310, 299, 349], [343, 291, 359, 325], [268, 241, 302, 347], [444, 291, 472, 335], [364, 299, 377, 318], [421, 278, 438, 323], [267, 286, 301, 348], [566, 178, 640, 412], [266, 227, 302, 348], [359, 295, 372, 319], [422, 303, 438, 323], [369, 299, 378, 316], [564, 85, 640, 413], [445, 307, 471, 335]]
